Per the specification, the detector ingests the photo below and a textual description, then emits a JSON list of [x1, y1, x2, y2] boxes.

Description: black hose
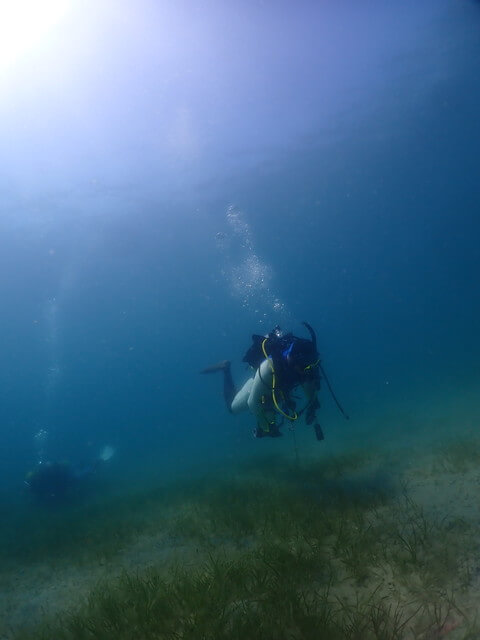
[[302, 321, 317, 352], [318, 362, 350, 421], [302, 321, 349, 421]]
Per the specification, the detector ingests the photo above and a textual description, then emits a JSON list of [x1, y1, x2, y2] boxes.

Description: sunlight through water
[[0, 0, 70, 71]]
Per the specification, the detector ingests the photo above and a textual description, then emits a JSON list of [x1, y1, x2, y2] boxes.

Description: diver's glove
[[305, 398, 320, 425]]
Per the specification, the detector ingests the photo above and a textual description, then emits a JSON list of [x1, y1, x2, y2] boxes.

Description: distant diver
[[201, 322, 348, 440], [24, 445, 115, 503]]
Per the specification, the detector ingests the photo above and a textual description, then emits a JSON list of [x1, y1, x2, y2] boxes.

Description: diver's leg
[[247, 360, 273, 413], [247, 360, 277, 435], [201, 360, 236, 412], [222, 361, 236, 411], [231, 378, 254, 414]]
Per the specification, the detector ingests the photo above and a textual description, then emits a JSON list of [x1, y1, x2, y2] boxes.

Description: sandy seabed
[[2, 392, 480, 640]]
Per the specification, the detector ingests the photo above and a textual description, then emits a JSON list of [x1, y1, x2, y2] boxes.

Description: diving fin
[[314, 423, 325, 441], [200, 360, 231, 374]]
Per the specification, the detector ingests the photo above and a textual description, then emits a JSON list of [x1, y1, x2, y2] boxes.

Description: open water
[[0, 2, 479, 637]]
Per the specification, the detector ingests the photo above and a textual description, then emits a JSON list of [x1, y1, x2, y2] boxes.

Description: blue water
[[0, 0, 479, 500]]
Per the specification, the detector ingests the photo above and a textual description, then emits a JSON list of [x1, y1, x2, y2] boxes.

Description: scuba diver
[[24, 445, 115, 504], [202, 322, 346, 440]]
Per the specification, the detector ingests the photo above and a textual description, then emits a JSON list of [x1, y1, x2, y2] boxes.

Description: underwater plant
[[6, 448, 480, 639]]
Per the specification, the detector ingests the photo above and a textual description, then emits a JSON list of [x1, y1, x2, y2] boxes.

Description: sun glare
[[0, 0, 70, 71]]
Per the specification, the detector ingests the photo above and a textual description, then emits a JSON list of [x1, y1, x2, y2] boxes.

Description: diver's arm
[[303, 378, 320, 424]]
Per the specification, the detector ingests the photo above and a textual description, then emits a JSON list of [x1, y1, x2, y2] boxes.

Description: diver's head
[[269, 325, 284, 339]]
